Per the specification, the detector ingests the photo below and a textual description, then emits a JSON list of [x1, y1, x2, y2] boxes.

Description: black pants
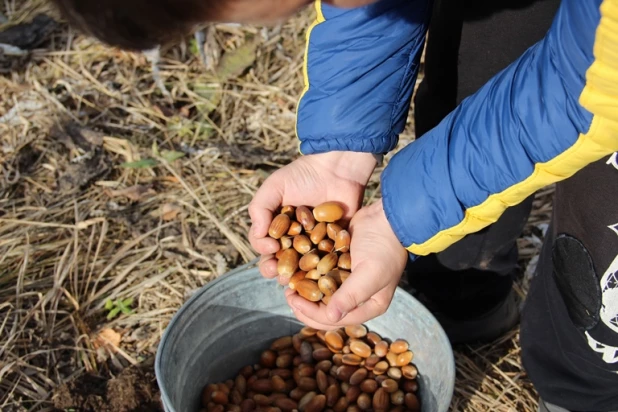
[[412, 0, 618, 410]]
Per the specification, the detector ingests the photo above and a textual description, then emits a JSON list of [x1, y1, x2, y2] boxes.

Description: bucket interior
[[156, 265, 455, 412]]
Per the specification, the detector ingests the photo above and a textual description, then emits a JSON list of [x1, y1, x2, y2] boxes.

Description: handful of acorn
[[267, 202, 351, 305]]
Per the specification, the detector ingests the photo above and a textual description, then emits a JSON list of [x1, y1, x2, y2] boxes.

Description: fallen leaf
[[161, 203, 182, 221], [161, 150, 185, 163], [214, 253, 228, 277], [120, 158, 158, 169], [53, 123, 104, 152], [191, 81, 222, 116], [153, 103, 175, 118], [215, 37, 258, 82], [179, 105, 191, 118], [152, 140, 160, 157], [105, 185, 155, 202], [57, 151, 111, 193], [93, 328, 121, 353], [160, 176, 180, 184], [78, 127, 105, 148]]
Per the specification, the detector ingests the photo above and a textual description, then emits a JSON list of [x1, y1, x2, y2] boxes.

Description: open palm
[[248, 151, 377, 280], [286, 199, 408, 329]]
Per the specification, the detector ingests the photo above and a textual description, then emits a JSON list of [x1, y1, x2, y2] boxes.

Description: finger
[[290, 305, 341, 331], [248, 176, 284, 241], [248, 216, 280, 255], [338, 192, 364, 226], [287, 285, 394, 328], [285, 260, 388, 325], [287, 291, 321, 314], [285, 291, 339, 331], [325, 261, 391, 323], [251, 234, 281, 255], [335, 285, 397, 325], [259, 256, 279, 279]]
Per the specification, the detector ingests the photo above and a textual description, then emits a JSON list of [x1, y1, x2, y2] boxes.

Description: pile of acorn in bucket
[[200, 202, 421, 412]]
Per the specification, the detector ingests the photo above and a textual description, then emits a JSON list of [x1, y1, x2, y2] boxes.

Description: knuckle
[[375, 298, 388, 316], [341, 290, 359, 310], [247, 201, 259, 217]]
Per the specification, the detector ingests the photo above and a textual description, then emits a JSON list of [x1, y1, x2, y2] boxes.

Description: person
[[50, 0, 618, 410]]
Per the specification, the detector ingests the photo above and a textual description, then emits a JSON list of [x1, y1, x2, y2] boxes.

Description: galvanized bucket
[[155, 260, 455, 411]]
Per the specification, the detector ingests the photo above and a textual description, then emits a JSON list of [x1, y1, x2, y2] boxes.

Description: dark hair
[[50, 0, 218, 51]]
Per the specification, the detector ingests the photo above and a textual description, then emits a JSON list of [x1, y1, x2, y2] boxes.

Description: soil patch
[[52, 362, 162, 412]]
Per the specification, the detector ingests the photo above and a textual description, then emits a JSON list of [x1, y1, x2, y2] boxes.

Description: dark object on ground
[[52, 360, 163, 412], [0, 14, 57, 50]]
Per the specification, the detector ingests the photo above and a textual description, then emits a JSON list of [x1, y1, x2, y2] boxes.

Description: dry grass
[[0, 1, 554, 411]]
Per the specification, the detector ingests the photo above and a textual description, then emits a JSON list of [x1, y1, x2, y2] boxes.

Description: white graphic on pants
[[585, 222, 618, 364], [607, 152, 618, 170]]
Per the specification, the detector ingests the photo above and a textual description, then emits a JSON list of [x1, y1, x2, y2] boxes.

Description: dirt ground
[[51, 359, 161, 412], [0, 2, 553, 411]]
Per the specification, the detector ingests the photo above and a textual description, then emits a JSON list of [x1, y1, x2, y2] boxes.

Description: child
[[52, 0, 618, 410]]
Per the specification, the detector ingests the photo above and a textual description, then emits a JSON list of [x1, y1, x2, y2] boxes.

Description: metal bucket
[[155, 260, 455, 411]]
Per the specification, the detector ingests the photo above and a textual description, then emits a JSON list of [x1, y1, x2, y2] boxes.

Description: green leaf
[[107, 307, 120, 320], [215, 38, 258, 82], [196, 124, 216, 141], [120, 159, 158, 169], [116, 298, 134, 315], [120, 306, 133, 315], [166, 117, 196, 138], [161, 150, 185, 163], [191, 82, 222, 117], [189, 38, 199, 56], [105, 299, 114, 310]]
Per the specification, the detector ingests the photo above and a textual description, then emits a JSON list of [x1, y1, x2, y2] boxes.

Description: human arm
[[249, 0, 432, 275], [382, 0, 618, 259], [289, 0, 618, 327]]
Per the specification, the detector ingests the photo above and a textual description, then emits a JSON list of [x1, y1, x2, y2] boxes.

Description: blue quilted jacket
[[296, 0, 618, 258]]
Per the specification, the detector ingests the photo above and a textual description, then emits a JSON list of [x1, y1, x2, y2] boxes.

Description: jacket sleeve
[[381, 0, 618, 257], [296, 0, 432, 155]]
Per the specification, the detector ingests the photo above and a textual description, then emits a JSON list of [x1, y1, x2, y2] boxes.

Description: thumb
[[325, 261, 387, 323]]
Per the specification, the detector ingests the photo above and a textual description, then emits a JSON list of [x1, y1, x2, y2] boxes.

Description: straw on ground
[[0, 1, 553, 411]]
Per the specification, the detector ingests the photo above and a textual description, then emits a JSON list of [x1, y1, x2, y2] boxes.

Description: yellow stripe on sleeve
[[295, 1, 326, 155], [408, 0, 618, 256]]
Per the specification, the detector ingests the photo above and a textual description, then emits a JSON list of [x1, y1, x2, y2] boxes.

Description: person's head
[[51, 0, 378, 51]]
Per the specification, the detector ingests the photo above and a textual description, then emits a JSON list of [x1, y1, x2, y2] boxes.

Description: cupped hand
[[248, 151, 377, 282], [285, 199, 408, 330]]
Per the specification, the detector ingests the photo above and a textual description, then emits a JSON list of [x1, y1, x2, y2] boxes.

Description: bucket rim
[[155, 258, 260, 410]]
